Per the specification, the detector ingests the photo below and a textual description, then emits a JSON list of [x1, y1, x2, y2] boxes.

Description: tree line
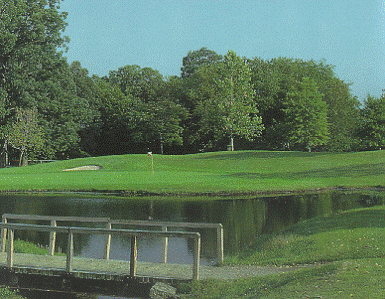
[[1, 0, 384, 166]]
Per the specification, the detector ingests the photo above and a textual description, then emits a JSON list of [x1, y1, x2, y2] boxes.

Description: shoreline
[[0, 186, 384, 198]]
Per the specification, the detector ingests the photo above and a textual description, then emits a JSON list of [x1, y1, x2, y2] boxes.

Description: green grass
[[1, 150, 385, 298], [0, 150, 384, 194], [3, 239, 62, 255], [180, 259, 385, 298], [179, 205, 385, 298], [13, 239, 50, 255], [225, 205, 385, 266], [0, 287, 24, 299]]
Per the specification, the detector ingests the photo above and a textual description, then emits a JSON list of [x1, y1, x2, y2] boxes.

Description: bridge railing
[[0, 214, 110, 257], [1, 214, 224, 264], [0, 222, 202, 280], [108, 220, 224, 264]]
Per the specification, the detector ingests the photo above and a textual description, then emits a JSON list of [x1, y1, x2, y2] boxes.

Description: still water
[[0, 191, 383, 265]]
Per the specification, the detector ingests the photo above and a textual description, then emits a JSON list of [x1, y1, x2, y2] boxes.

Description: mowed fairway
[[0, 150, 384, 193]]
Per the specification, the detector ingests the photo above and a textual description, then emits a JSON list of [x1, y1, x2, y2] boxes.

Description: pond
[[0, 191, 383, 265]]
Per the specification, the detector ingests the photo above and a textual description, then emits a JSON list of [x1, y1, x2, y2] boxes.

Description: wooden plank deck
[[0, 253, 291, 281]]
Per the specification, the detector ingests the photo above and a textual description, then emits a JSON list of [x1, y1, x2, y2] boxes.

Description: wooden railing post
[[161, 226, 168, 263], [130, 235, 137, 278], [66, 229, 73, 273], [103, 222, 112, 260], [217, 224, 224, 264], [192, 234, 201, 280], [7, 228, 14, 268], [48, 220, 57, 256], [1, 216, 7, 252]]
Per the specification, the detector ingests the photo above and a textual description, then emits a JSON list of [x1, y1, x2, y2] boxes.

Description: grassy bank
[[0, 150, 384, 194], [179, 205, 385, 298]]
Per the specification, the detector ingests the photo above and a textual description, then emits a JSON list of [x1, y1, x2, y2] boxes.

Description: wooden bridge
[[0, 214, 224, 297]]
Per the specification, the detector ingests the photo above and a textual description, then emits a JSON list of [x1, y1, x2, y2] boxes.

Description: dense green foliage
[[0, 150, 384, 193], [284, 77, 328, 151], [357, 94, 385, 150], [0, 287, 24, 299], [0, 1, 384, 165]]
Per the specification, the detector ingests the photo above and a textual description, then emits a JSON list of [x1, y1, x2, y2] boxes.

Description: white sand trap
[[63, 165, 103, 171]]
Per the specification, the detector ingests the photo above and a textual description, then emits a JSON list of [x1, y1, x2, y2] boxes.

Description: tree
[[0, 89, 6, 119], [0, 1, 96, 159], [357, 93, 385, 150], [91, 77, 137, 155], [181, 47, 223, 79], [8, 107, 44, 166], [321, 77, 360, 151], [284, 77, 329, 152], [248, 57, 288, 149], [138, 99, 188, 154], [108, 65, 165, 102], [0, 0, 68, 105], [249, 57, 358, 151], [193, 51, 264, 151], [68, 61, 100, 156]]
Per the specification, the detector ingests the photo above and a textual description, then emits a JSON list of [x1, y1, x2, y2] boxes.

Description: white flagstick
[[148, 152, 154, 175]]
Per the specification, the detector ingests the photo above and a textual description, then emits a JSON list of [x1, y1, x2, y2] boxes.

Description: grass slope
[[0, 150, 384, 194], [180, 205, 385, 298]]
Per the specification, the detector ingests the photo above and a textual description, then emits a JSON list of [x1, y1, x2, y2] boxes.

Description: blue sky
[[59, 0, 385, 102]]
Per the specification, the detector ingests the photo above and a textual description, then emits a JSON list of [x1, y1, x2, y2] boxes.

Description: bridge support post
[[66, 229, 73, 273], [1, 216, 7, 252], [130, 236, 137, 278], [193, 234, 201, 280], [7, 228, 14, 268], [104, 222, 111, 260], [217, 224, 224, 264], [161, 226, 168, 263], [48, 220, 57, 256]]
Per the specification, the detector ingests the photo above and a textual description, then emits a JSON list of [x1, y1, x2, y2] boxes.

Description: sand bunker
[[63, 165, 103, 171]]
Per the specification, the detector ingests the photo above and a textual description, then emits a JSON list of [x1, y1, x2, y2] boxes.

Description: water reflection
[[0, 191, 383, 264]]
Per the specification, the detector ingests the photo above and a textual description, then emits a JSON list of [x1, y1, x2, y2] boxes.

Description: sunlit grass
[[180, 205, 385, 298], [181, 259, 385, 298], [0, 150, 384, 194], [225, 205, 385, 266]]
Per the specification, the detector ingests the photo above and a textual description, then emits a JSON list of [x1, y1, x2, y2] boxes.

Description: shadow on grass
[[194, 151, 333, 160], [225, 163, 385, 180]]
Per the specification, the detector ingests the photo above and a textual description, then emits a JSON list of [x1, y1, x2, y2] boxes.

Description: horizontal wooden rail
[[1, 214, 110, 256], [1, 214, 224, 265], [0, 223, 201, 280], [2, 214, 110, 223], [111, 220, 222, 229], [110, 219, 224, 264]]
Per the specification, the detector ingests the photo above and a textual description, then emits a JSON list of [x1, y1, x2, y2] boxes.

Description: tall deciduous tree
[[0, 1, 95, 160], [0, 0, 68, 105], [218, 51, 264, 150], [91, 77, 137, 155], [8, 107, 44, 166], [358, 93, 385, 150], [284, 77, 328, 152], [193, 51, 263, 151], [249, 57, 358, 151], [181, 47, 223, 79], [108, 65, 164, 102], [138, 99, 188, 154]]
